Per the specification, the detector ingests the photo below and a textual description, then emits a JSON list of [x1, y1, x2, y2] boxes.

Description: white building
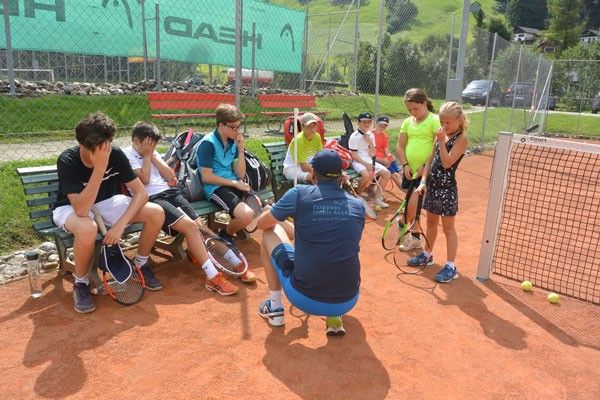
[[580, 29, 600, 44]]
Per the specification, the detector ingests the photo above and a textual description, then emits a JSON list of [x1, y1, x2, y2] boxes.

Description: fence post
[[481, 33, 498, 147], [300, 3, 309, 91], [455, 0, 470, 86], [141, 0, 148, 82], [445, 12, 456, 100], [155, 1, 161, 91], [3, 0, 16, 95], [374, 0, 384, 116], [508, 44, 524, 133], [234, 0, 243, 108], [251, 22, 257, 96], [351, 0, 361, 91], [540, 62, 553, 133]]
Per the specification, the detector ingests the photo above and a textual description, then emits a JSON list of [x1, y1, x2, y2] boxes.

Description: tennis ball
[[547, 292, 560, 304], [521, 280, 533, 291]]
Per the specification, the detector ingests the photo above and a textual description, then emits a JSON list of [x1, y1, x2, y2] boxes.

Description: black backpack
[[163, 129, 205, 202], [244, 149, 272, 191], [339, 111, 354, 149]]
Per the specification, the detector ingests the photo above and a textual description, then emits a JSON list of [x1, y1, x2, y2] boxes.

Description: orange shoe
[[239, 269, 257, 283], [205, 273, 239, 296]]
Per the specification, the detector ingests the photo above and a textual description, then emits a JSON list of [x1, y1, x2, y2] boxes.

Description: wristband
[[420, 179, 426, 185], [402, 163, 408, 168]]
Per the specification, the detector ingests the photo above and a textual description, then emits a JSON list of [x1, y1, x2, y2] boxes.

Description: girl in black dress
[[407, 102, 469, 283]]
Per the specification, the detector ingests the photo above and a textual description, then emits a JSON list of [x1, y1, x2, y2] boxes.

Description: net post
[[476, 132, 513, 281]]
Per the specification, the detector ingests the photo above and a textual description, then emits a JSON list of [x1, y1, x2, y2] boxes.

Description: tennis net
[[477, 133, 600, 304]]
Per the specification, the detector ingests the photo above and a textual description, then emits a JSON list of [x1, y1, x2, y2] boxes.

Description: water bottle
[[26, 251, 43, 298]]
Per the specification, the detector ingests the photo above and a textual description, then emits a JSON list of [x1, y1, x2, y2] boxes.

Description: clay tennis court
[[0, 152, 598, 399]]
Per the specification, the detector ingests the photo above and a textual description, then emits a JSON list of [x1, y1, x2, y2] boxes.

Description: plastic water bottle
[[26, 251, 43, 298]]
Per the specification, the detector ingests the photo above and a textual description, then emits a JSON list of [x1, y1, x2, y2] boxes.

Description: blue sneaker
[[219, 229, 236, 246], [407, 252, 434, 267], [139, 264, 162, 291], [435, 264, 459, 283], [258, 299, 285, 327], [73, 282, 95, 314]]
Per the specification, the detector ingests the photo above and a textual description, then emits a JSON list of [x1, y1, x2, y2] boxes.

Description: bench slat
[[30, 209, 53, 220], [150, 113, 214, 120], [25, 183, 59, 196], [259, 100, 316, 108], [17, 166, 57, 176], [27, 196, 57, 207], [21, 173, 59, 185], [149, 101, 226, 111]]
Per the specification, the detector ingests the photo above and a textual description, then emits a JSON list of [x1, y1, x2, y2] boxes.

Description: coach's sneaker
[[239, 269, 257, 284], [218, 229, 236, 246], [139, 264, 163, 291], [407, 252, 434, 267], [325, 316, 346, 336], [258, 299, 285, 327], [73, 282, 95, 314], [398, 235, 422, 252], [435, 264, 459, 283], [206, 273, 239, 296]]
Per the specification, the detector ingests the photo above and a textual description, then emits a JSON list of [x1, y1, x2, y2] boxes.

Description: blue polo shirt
[[270, 181, 365, 302], [196, 129, 239, 198]]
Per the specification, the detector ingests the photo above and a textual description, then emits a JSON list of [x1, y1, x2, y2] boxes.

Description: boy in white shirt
[[347, 112, 391, 208]]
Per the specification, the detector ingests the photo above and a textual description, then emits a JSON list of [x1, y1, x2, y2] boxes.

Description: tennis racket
[[197, 225, 249, 277], [381, 175, 418, 250], [393, 193, 431, 274], [92, 207, 145, 305], [242, 190, 263, 233]]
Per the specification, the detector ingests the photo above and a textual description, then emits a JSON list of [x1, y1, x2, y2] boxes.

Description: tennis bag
[[163, 129, 205, 202], [324, 138, 353, 170], [283, 115, 326, 145], [244, 149, 272, 191], [339, 111, 354, 149]]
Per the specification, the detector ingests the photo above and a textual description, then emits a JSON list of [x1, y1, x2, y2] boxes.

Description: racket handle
[[91, 206, 108, 236]]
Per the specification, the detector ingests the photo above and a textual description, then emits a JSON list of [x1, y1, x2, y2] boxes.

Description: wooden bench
[[257, 94, 328, 134], [17, 165, 273, 290], [262, 141, 359, 201], [147, 92, 251, 136]]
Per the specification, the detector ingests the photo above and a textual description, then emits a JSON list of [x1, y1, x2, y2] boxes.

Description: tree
[[546, 0, 585, 54], [385, 0, 419, 34], [381, 39, 424, 95], [488, 18, 512, 42], [506, 0, 548, 29], [356, 42, 377, 93], [584, 0, 600, 29]]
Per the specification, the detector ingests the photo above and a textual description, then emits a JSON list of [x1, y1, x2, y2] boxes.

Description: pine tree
[[506, 0, 548, 29], [546, 0, 585, 54]]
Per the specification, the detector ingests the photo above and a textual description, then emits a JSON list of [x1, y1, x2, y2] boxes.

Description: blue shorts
[[271, 243, 359, 317], [388, 160, 401, 174]]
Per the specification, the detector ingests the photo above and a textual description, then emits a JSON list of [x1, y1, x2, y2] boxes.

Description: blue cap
[[311, 149, 342, 177]]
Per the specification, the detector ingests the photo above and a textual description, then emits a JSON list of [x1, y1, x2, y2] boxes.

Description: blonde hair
[[404, 88, 434, 112], [439, 101, 468, 134]]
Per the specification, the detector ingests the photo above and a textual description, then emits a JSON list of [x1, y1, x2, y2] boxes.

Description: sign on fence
[[0, 0, 305, 73]]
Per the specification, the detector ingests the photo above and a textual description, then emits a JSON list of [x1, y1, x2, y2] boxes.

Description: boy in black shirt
[[52, 112, 165, 313]]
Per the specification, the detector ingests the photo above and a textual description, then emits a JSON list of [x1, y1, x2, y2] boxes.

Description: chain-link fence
[[1, 0, 598, 163]]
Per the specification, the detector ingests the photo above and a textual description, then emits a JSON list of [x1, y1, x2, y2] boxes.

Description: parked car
[[592, 92, 600, 114], [461, 80, 502, 106], [502, 82, 534, 108], [539, 94, 556, 110], [184, 75, 204, 86]]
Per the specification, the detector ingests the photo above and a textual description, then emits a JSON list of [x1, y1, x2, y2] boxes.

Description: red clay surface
[[1, 153, 599, 399]]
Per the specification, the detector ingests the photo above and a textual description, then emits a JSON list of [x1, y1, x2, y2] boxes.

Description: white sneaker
[[374, 197, 389, 208], [398, 235, 422, 251]]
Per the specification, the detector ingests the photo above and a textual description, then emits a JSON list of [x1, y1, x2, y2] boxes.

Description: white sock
[[134, 254, 149, 268], [201, 259, 219, 280], [446, 261, 455, 269], [423, 250, 431, 258], [74, 274, 89, 285], [270, 290, 284, 310], [223, 249, 241, 265]]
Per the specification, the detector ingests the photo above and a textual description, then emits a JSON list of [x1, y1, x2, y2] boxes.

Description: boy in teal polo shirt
[[196, 104, 257, 283]]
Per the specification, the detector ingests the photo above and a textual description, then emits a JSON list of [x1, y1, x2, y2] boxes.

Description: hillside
[[270, 0, 500, 43]]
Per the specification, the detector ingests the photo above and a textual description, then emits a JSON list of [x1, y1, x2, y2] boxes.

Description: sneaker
[[325, 316, 346, 336], [398, 235, 422, 252], [239, 269, 257, 283], [73, 282, 95, 314], [205, 273, 239, 296], [407, 252, 434, 267], [374, 197, 390, 208], [258, 299, 285, 327], [435, 264, 459, 283], [218, 229, 236, 246], [138, 264, 162, 291]]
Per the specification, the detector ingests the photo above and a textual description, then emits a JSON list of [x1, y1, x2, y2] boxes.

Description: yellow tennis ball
[[521, 280, 533, 291], [547, 292, 560, 304]]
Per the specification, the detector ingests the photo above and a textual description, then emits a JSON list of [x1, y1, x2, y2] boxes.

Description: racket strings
[[105, 269, 145, 305], [206, 238, 248, 276]]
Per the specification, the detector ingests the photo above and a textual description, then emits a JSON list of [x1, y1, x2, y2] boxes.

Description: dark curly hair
[[75, 112, 116, 151]]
